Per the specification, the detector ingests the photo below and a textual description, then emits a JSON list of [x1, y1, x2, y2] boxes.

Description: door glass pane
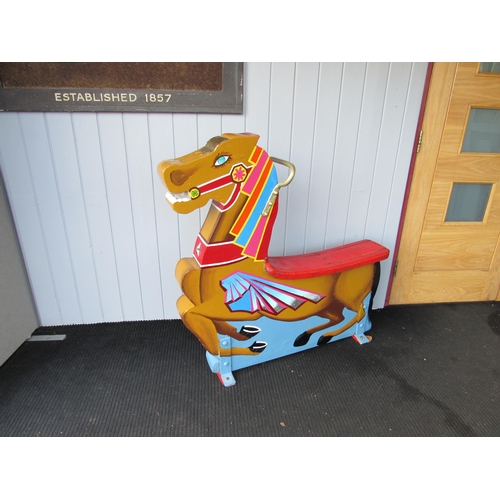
[[479, 62, 500, 74], [461, 108, 500, 153], [445, 183, 492, 222]]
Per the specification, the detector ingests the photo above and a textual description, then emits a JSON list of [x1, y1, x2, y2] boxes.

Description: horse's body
[[158, 133, 389, 385]]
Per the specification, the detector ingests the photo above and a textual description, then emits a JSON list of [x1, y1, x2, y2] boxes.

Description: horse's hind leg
[[294, 265, 376, 347], [316, 301, 367, 345], [317, 264, 375, 345], [293, 300, 345, 347]]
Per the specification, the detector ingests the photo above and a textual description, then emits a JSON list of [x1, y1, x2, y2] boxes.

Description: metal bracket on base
[[352, 332, 372, 344], [205, 335, 236, 387], [351, 310, 372, 344]]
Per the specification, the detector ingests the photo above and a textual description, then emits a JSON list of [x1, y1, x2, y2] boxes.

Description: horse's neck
[[198, 159, 279, 261], [198, 190, 278, 262], [199, 196, 247, 244]]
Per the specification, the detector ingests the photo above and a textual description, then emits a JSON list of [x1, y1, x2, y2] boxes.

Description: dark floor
[[1, 302, 499, 437]]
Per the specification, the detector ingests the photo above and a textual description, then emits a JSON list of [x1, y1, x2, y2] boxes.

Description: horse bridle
[[187, 163, 250, 201], [188, 157, 295, 216]]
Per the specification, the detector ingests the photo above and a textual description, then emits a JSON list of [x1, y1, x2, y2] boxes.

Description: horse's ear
[[220, 132, 260, 151]]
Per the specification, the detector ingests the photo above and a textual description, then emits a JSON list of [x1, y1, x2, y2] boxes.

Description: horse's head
[[158, 133, 260, 214]]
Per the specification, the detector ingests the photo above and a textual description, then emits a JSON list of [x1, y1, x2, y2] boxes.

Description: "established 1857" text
[[53, 92, 172, 104]]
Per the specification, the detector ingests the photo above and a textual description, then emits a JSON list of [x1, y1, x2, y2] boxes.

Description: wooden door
[[390, 62, 500, 304]]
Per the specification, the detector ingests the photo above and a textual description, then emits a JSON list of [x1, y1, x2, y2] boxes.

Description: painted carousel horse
[[158, 133, 389, 386]]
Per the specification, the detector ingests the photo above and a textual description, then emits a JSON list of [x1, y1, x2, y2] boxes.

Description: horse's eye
[[214, 155, 230, 167]]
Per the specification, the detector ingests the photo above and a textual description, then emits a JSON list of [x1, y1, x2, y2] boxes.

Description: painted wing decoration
[[221, 272, 325, 314]]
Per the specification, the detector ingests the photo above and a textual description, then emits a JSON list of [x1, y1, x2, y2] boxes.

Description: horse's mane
[[230, 146, 279, 261]]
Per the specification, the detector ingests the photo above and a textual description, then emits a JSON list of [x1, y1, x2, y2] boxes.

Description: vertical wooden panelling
[[148, 113, 179, 319], [121, 113, 164, 319], [0, 113, 60, 325], [363, 63, 416, 302], [285, 62, 321, 255], [325, 63, 367, 248], [0, 62, 428, 324], [196, 113, 223, 222], [267, 62, 296, 256], [344, 63, 390, 243], [374, 63, 429, 302], [97, 113, 143, 321], [244, 63, 271, 148], [45, 112, 102, 323], [171, 114, 202, 259], [19, 113, 81, 324], [365, 63, 415, 238], [72, 113, 123, 322], [304, 62, 343, 253]]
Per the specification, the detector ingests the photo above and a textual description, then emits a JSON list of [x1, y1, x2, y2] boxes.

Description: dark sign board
[[0, 62, 243, 113]]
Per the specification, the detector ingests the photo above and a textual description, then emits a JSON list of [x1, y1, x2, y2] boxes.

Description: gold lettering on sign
[[53, 92, 167, 104]]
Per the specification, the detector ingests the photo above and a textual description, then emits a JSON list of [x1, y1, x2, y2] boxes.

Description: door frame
[[385, 63, 434, 305]]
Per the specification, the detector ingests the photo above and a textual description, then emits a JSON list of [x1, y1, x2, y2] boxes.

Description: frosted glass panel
[[462, 108, 500, 153], [445, 183, 492, 222], [479, 62, 500, 74]]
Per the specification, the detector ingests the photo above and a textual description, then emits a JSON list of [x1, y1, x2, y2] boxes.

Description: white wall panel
[[0, 62, 428, 325], [344, 63, 390, 243], [122, 113, 164, 319], [45, 112, 102, 323], [97, 113, 143, 321], [244, 62, 271, 147], [325, 62, 367, 248], [148, 113, 180, 319], [286, 62, 321, 255], [0, 113, 60, 325], [19, 113, 81, 324], [304, 62, 343, 254], [72, 113, 123, 322], [267, 62, 296, 255]]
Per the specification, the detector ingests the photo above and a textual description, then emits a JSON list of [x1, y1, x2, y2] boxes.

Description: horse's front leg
[[177, 295, 266, 356]]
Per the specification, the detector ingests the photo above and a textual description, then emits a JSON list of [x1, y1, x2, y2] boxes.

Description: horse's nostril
[[170, 169, 192, 187]]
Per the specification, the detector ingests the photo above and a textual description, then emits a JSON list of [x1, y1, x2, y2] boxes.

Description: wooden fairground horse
[[158, 133, 389, 386]]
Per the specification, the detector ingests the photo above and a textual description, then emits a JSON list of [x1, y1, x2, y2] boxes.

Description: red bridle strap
[[189, 164, 250, 200]]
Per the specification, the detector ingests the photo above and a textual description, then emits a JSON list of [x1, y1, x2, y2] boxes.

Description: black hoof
[[249, 341, 267, 353], [239, 325, 261, 338], [317, 335, 332, 346], [293, 332, 312, 347]]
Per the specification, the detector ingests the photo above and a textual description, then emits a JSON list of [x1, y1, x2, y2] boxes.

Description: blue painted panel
[[205, 294, 373, 386]]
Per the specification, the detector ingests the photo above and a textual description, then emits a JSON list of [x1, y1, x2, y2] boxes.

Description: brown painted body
[[158, 133, 378, 357]]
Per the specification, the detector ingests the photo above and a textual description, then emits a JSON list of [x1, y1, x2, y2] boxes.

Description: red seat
[[264, 239, 390, 280]]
